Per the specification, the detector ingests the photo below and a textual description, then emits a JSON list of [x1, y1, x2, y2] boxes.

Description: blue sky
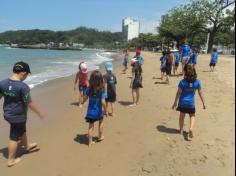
[[0, 0, 191, 33]]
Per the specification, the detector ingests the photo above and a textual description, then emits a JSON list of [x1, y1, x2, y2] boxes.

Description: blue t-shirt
[[85, 88, 107, 119], [211, 52, 219, 64], [137, 56, 143, 65], [178, 79, 201, 108], [180, 45, 191, 57], [189, 53, 198, 64], [160, 56, 166, 68], [175, 53, 180, 63], [0, 79, 32, 123]]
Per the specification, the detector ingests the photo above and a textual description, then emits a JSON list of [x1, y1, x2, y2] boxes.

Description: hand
[[172, 103, 177, 110], [38, 111, 45, 119]]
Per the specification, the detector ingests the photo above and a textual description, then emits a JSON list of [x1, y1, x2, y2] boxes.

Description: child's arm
[[198, 89, 206, 109], [172, 88, 182, 110], [28, 102, 44, 119], [102, 99, 108, 116], [130, 72, 135, 88], [0, 93, 2, 100], [74, 73, 79, 90]]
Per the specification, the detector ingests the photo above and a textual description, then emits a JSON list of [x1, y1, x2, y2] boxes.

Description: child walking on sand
[[172, 64, 206, 139], [130, 58, 143, 107], [83, 71, 107, 147], [189, 48, 198, 67], [103, 62, 117, 117], [123, 53, 129, 74], [209, 48, 219, 72], [0, 62, 44, 167], [74, 62, 89, 108], [173, 51, 180, 75], [160, 51, 167, 80]]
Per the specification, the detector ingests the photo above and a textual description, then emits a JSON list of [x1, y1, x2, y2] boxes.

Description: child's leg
[[88, 123, 95, 147], [8, 140, 20, 166], [98, 119, 104, 141], [166, 75, 169, 84], [79, 90, 84, 107], [131, 89, 137, 105], [111, 103, 114, 116], [136, 89, 140, 105], [189, 114, 195, 138], [20, 133, 38, 151], [179, 112, 185, 134]]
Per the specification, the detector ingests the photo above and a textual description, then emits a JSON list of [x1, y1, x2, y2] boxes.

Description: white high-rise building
[[122, 17, 140, 41]]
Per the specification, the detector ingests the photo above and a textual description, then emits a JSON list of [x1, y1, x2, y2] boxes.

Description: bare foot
[[88, 141, 96, 147], [129, 104, 137, 107], [189, 130, 194, 138], [97, 136, 105, 142], [8, 158, 21, 167], [26, 143, 38, 152]]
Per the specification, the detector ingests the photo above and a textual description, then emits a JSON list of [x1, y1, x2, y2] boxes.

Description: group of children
[[0, 46, 218, 167]]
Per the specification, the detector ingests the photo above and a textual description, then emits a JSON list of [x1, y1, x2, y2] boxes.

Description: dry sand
[[0, 52, 235, 176]]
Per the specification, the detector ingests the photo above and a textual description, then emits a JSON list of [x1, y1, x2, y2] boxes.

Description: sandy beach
[[0, 52, 235, 176]]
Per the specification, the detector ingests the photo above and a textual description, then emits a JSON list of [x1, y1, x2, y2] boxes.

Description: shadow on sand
[[74, 134, 100, 146], [0, 146, 40, 159], [70, 102, 79, 106], [156, 125, 190, 141], [118, 101, 133, 106], [154, 81, 168, 85]]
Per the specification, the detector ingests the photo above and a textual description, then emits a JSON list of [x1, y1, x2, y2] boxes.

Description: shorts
[[175, 62, 179, 67], [106, 91, 116, 103], [85, 116, 104, 123], [177, 107, 196, 114], [132, 81, 143, 90], [182, 57, 190, 64], [161, 67, 166, 73], [165, 67, 172, 76], [9, 122, 26, 141], [79, 85, 87, 93], [209, 63, 216, 67]]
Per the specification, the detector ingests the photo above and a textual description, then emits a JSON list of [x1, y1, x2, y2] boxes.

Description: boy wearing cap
[[0, 61, 44, 167], [103, 62, 117, 117], [74, 62, 89, 108]]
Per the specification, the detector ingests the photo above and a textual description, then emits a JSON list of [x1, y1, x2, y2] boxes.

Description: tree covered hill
[[0, 27, 123, 48]]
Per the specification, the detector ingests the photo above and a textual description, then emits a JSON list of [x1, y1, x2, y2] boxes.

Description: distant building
[[122, 17, 140, 42]]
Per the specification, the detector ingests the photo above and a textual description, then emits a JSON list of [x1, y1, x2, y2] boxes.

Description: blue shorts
[[79, 85, 87, 93], [9, 122, 26, 141]]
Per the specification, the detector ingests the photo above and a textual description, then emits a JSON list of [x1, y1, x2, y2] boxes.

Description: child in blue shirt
[[123, 53, 129, 74], [173, 51, 180, 75], [180, 40, 191, 73], [189, 48, 198, 67], [0, 62, 44, 167], [172, 64, 206, 139], [209, 48, 219, 72], [160, 51, 167, 80], [83, 71, 107, 147]]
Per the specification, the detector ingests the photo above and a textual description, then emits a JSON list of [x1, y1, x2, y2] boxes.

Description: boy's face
[[20, 72, 29, 81]]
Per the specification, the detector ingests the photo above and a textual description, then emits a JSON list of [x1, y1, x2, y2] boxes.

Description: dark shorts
[[79, 85, 87, 93], [175, 62, 179, 67], [106, 91, 116, 103], [177, 107, 196, 114], [165, 67, 172, 76], [132, 81, 143, 90], [161, 67, 166, 73], [9, 122, 26, 141], [85, 117, 104, 123], [209, 63, 216, 67]]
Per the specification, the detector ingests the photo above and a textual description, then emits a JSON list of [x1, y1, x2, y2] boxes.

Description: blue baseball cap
[[105, 62, 113, 71]]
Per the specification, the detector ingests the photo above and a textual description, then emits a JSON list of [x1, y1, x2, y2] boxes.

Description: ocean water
[[0, 46, 115, 88]]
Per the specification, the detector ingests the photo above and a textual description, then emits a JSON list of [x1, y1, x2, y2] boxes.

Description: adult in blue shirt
[[172, 64, 206, 139], [209, 48, 219, 72], [180, 40, 191, 73]]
